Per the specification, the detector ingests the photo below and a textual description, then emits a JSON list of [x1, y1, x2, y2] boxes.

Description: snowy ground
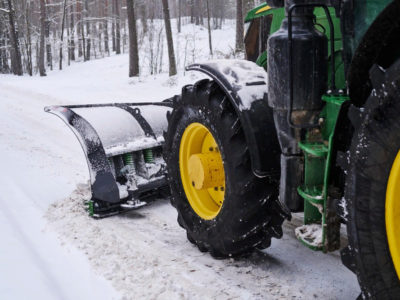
[[0, 21, 360, 299]]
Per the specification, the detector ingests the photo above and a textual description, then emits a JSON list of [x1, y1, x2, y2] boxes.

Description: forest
[[0, 0, 261, 77]]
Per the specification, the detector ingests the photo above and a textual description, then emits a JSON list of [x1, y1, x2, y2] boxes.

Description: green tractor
[[46, 1, 400, 298]]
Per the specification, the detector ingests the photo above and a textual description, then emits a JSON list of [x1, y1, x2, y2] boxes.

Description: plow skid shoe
[[45, 101, 173, 216]]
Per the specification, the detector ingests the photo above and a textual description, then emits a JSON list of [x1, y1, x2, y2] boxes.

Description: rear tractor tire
[[343, 60, 400, 299], [163, 79, 287, 258]]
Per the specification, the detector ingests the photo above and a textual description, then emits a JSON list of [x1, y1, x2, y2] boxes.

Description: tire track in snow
[[46, 185, 359, 300]]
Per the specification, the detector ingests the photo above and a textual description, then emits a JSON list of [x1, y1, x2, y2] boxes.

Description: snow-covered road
[[1, 30, 360, 298]]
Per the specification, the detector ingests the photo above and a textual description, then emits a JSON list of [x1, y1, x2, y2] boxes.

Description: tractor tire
[[163, 79, 288, 258], [343, 60, 400, 299]]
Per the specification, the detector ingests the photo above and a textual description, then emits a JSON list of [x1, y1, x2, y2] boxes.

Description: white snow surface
[[0, 20, 360, 300], [295, 224, 323, 248]]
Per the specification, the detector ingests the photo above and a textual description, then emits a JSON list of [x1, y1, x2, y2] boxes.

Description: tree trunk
[[126, 0, 139, 77], [70, 1, 75, 61], [98, 2, 103, 56], [178, 0, 181, 33], [121, 9, 127, 53], [77, 0, 83, 57], [59, 0, 67, 70], [235, 0, 244, 51], [111, 0, 115, 51], [195, 0, 200, 25], [206, 0, 212, 56], [244, 0, 255, 14], [25, 0, 33, 76], [162, 0, 176, 76], [84, 0, 91, 61], [104, 0, 109, 55], [190, 0, 194, 23], [6, 0, 22, 75], [39, 0, 46, 76], [0, 1, 10, 74], [0, 36, 9, 73], [45, 0, 52, 70], [139, 2, 147, 34], [220, 0, 225, 29], [67, 20, 70, 65], [115, 0, 121, 54]]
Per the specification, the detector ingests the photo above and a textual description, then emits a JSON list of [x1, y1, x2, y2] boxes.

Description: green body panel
[[255, 51, 268, 68], [243, 1, 395, 251]]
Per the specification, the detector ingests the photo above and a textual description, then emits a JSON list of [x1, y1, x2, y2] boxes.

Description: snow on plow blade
[[45, 101, 173, 217]]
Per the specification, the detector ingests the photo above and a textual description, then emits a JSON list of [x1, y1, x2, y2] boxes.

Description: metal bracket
[[116, 104, 157, 139]]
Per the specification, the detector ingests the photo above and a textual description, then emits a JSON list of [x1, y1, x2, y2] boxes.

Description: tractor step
[[297, 186, 324, 205], [295, 94, 349, 252], [295, 224, 323, 251]]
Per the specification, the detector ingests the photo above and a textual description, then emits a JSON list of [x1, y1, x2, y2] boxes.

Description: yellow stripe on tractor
[[255, 5, 271, 15]]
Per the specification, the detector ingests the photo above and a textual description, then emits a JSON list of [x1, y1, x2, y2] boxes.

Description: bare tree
[[190, 0, 194, 23], [111, 0, 115, 51], [126, 0, 139, 77], [77, 0, 83, 58], [0, 0, 235, 76], [45, 0, 52, 70], [206, 0, 212, 56], [177, 0, 181, 33], [39, 0, 46, 76], [244, 0, 255, 14], [235, 0, 244, 51], [114, 0, 121, 54], [6, 0, 22, 75], [162, 0, 176, 76], [84, 0, 90, 61], [104, 0, 110, 55], [69, 1, 76, 61], [23, 0, 33, 75], [139, 1, 147, 34], [0, 3, 10, 73], [59, 0, 67, 70]]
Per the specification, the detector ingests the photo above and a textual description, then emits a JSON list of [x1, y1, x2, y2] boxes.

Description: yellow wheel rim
[[179, 123, 225, 220], [386, 150, 400, 279]]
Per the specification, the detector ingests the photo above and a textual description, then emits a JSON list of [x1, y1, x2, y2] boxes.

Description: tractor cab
[[244, 3, 283, 67]]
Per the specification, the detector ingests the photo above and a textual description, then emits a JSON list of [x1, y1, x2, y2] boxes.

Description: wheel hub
[[188, 153, 224, 190], [386, 151, 400, 279], [179, 122, 225, 220]]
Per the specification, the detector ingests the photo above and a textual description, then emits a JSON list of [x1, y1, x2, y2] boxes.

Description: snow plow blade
[[45, 100, 173, 218]]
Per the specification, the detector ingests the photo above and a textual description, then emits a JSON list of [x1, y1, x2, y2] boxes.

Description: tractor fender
[[186, 60, 281, 178]]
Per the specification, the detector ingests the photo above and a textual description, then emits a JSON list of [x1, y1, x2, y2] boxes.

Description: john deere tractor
[[46, 0, 400, 298]]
